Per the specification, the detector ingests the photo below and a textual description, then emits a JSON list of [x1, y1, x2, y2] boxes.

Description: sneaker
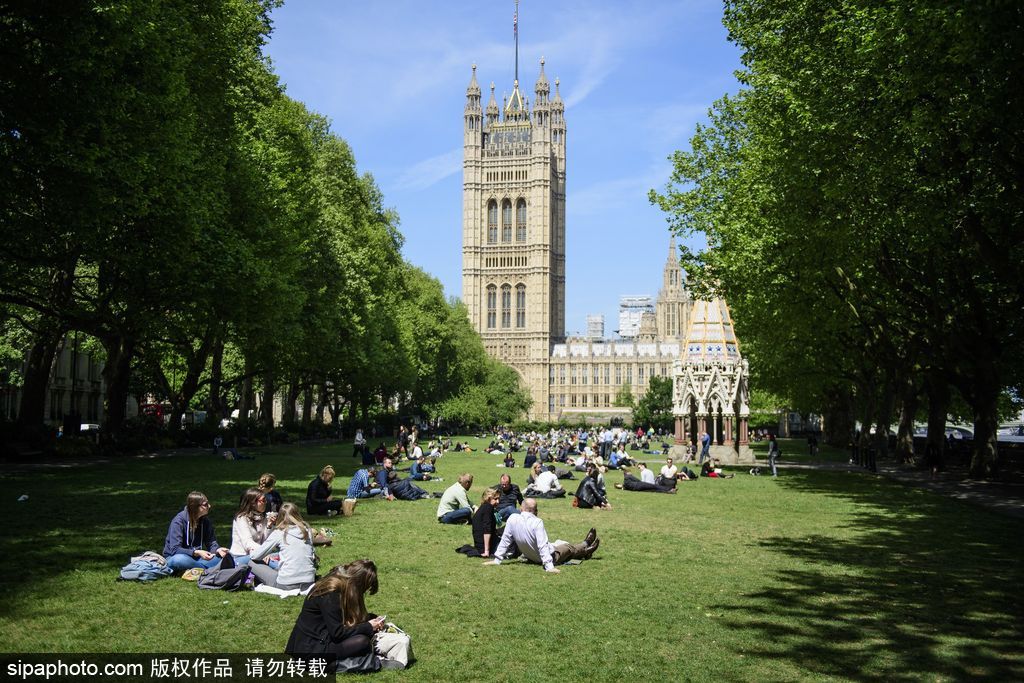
[[327, 509, 339, 517], [614, 483, 623, 489]]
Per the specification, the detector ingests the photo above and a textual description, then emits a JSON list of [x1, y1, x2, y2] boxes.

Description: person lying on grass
[[483, 498, 599, 574], [410, 457, 439, 481], [614, 467, 676, 493], [386, 470, 432, 501], [163, 491, 230, 574], [306, 465, 343, 517], [701, 460, 735, 478], [285, 559, 386, 661], [249, 502, 317, 591], [574, 465, 611, 509]]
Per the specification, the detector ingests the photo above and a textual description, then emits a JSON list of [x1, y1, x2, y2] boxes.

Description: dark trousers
[[623, 474, 674, 493]]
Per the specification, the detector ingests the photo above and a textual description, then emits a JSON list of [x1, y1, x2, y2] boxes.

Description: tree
[[436, 358, 532, 428], [633, 376, 673, 431], [613, 384, 635, 409], [652, 0, 1024, 476]]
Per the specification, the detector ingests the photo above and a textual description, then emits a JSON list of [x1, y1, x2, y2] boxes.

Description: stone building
[[461, 41, 744, 435]]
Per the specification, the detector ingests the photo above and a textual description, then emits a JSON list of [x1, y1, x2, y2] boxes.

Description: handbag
[[376, 625, 413, 669]]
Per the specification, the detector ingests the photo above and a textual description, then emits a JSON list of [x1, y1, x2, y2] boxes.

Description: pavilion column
[[724, 416, 734, 446], [674, 416, 684, 445], [739, 417, 749, 446]]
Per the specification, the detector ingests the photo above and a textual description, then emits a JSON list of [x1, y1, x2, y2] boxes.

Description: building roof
[[683, 298, 740, 361]]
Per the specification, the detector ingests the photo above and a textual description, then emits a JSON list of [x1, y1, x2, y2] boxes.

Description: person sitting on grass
[[410, 457, 439, 481], [457, 488, 501, 558], [525, 464, 566, 498], [258, 472, 284, 513], [494, 473, 523, 522], [608, 444, 636, 469], [373, 442, 388, 464], [248, 502, 317, 591], [385, 471, 432, 501], [162, 491, 229, 574], [306, 465, 343, 517], [503, 452, 516, 468], [638, 462, 658, 485], [437, 473, 474, 524], [614, 467, 676, 493], [285, 559, 386, 662], [374, 459, 397, 501], [229, 488, 271, 566], [483, 499, 600, 573], [347, 466, 384, 499], [701, 460, 735, 478], [658, 458, 679, 489], [574, 465, 611, 509]]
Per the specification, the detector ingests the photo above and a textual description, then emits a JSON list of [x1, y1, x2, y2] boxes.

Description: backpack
[[119, 559, 173, 582], [196, 555, 251, 591]]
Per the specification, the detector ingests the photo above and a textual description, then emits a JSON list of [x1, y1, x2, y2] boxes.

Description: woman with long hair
[[285, 559, 386, 659], [162, 491, 229, 574], [228, 488, 270, 565], [248, 502, 316, 590]]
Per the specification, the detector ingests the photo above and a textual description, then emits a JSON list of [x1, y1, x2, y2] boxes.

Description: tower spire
[[514, 0, 519, 85]]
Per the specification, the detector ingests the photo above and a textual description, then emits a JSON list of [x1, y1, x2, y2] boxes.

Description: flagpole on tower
[[514, 0, 519, 85]]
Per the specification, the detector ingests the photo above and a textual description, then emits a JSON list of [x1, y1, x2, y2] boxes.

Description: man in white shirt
[[659, 457, 679, 488], [638, 462, 657, 485], [483, 499, 599, 573], [526, 466, 564, 498]]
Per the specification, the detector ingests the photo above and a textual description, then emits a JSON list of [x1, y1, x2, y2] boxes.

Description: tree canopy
[[652, 0, 1023, 476]]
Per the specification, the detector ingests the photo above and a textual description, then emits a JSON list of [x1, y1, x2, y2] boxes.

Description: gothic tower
[[656, 236, 690, 342], [462, 53, 566, 418]]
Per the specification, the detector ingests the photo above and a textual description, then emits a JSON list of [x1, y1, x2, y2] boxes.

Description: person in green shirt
[[437, 473, 474, 524]]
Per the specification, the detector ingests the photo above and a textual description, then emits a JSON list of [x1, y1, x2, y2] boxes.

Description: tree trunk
[[301, 381, 313, 428], [261, 372, 275, 431], [925, 373, 949, 467], [894, 376, 919, 464], [239, 358, 253, 433], [208, 339, 224, 422], [315, 383, 327, 425], [283, 375, 299, 425], [101, 334, 134, 434], [968, 370, 1000, 479], [17, 324, 65, 429]]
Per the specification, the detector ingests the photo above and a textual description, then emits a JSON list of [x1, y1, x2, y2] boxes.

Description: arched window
[[516, 198, 527, 241], [515, 283, 526, 327], [501, 284, 511, 328], [501, 200, 512, 242], [487, 201, 498, 244], [486, 285, 496, 329]]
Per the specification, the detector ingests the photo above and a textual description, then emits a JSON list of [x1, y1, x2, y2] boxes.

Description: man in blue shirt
[[347, 466, 383, 499]]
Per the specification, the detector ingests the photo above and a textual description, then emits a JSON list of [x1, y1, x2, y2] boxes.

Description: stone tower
[[656, 237, 690, 342], [461, 55, 567, 418]]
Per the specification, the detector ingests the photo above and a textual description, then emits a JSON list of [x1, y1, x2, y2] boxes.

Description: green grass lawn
[[1, 436, 1021, 681]]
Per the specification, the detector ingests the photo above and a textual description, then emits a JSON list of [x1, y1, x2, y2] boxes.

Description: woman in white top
[[249, 502, 317, 590], [229, 488, 271, 565]]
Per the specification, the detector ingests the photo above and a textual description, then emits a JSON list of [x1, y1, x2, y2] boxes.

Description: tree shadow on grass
[[0, 449, 374, 605], [713, 470, 1024, 681]]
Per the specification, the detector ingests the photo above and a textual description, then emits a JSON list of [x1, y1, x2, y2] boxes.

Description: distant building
[[459, 11, 744, 434], [617, 296, 654, 339]]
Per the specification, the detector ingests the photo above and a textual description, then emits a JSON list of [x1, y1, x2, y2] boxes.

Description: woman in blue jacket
[[162, 491, 228, 574]]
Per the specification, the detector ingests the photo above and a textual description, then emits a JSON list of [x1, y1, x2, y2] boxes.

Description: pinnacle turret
[[466, 64, 481, 97], [534, 57, 549, 103]]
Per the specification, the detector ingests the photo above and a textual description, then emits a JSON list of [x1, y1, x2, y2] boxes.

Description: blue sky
[[264, 0, 742, 335]]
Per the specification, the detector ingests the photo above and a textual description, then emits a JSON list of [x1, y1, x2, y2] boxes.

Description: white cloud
[[567, 164, 671, 218], [393, 147, 462, 191]]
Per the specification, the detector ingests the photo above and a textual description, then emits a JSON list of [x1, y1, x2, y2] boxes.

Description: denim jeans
[[438, 507, 472, 524], [165, 553, 221, 574], [353, 488, 382, 499], [496, 505, 519, 522]]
